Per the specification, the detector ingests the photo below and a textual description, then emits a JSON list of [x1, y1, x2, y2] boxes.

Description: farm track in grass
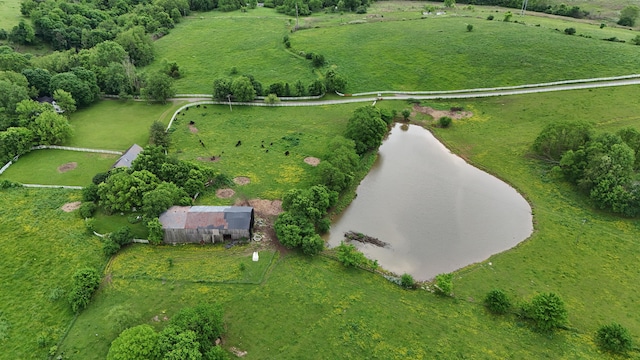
[[0, 188, 104, 360]]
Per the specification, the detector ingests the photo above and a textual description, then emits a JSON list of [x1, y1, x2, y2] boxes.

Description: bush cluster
[[68, 267, 101, 313]]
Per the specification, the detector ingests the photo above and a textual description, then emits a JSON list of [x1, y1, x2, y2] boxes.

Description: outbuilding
[[111, 144, 144, 169], [158, 206, 254, 244]]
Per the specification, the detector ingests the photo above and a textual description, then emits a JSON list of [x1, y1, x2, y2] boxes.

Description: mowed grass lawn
[[0, 150, 117, 186], [291, 16, 640, 92], [68, 100, 181, 150], [170, 103, 363, 200], [148, 8, 317, 94], [0, 188, 104, 359]]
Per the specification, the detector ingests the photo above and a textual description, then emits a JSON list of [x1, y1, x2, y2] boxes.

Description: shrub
[[265, 93, 280, 104], [401, 109, 411, 121], [596, 323, 633, 354], [82, 183, 99, 202], [336, 242, 367, 268], [467, 24, 473, 32], [110, 226, 134, 246], [400, 273, 415, 289], [147, 218, 164, 245], [522, 292, 567, 332], [564, 27, 576, 35], [103, 239, 121, 257], [79, 202, 97, 219], [600, 23, 606, 29], [484, 289, 511, 314], [312, 53, 325, 67], [487, 15, 494, 20], [92, 172, 109, 185], [85, 218, 96, 234], [503, 11, 512, 22], [434, 273, 453, 296], [438, 116, 452, 128], [68, 267, 101, 313]]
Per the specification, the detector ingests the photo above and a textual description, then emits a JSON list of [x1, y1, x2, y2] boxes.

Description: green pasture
[[61, 249, 601, 360], [68, 100, 181, 151], [291, 15, 640, 93], [148, 8, 317, 94], [0, 0, 23, 31], [0, 149, 117, 186], [170, 102, 367, 200], [0, 188, 103, 359], [92, 210, 149, 238]]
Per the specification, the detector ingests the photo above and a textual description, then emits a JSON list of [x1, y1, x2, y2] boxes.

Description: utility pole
[[295, 3, 299, 31]]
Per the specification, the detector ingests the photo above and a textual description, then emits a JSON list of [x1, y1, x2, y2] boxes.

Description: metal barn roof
[[112, 144, 144, 168], [159, 206, 253, 230]]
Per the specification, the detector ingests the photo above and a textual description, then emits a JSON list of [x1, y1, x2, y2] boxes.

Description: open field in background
[[170, 102, 368, 200], [93, 210, 149, 238], [147, 8, 317, 94], [0, 149, 117, 186], [61, 248, 601, 360], [67, 100, 181, 151], [0, 0, 23, 30], [292, 14, 640, 93], [0, 188, 104, 359]]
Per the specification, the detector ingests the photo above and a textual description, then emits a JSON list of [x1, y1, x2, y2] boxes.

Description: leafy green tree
[[444, 0, 455, 8], [336, 242, 367, 267], [88, 41, 128, 68], [150, 120, 171, 149], [618, 5, 640, 26], [596, 323, 633, 354], [466, 24, 473, 32], [15, 99, 51, 127], [324, 69, 347, 93], [78, 202, 97, 218], [564, 27, 576, 35], [170, 304, 225, 354], [110, 226, 134, 246], [98, 170, 160, 213], [318, 161, 351, 193], [162, 60, 181, 78], [53, 89, 77, 115], [0, 46, 30, 72], [158, 325, 202, 360], [231, 76, 256, 102], [301, 234, 324, 255], [524, 292, 567, 332], [100, 62, 130, 95], [438, 116, 452, 128], [282, 185, 337, 224], [212, 77, 232, 101], [617, 127, 640, 170], [22, 68, 51, 97], [0, 79, 29, 114], [31, 110, 73, 145], [503, 11, 513, 22], [0, 127, 33, 162], [116, 26, 155, 66], [68, 267, 101, 313], [142, 72, 176, 103], [147, 218, 164, 244], [49, 72, 95, 107], [9, 20, 35, 45], [434, 273, 453, 296], [274, 212, 315, 248], [307, 79, 325, 96], [103, 239, 121, 257], [264, 93, 279, 104], [345, 106, 388, 155], [107, 325, 160, 360], [143, 182, 187, 218], [533, 121, 592, 161], [484, 289, 511, 314], [311, 53, 325, 67], [294, 80, 306, 96], [401, 109, 411, 121]]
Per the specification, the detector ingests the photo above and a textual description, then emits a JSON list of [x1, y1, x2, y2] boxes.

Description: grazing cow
[[285, 151, 290, 156]]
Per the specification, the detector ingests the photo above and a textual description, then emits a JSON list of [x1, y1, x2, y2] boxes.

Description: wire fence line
[[31, 145, 123, 154], [22, 184, 84, 189]]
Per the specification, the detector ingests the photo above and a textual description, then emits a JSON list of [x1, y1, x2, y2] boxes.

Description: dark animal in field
[[236, 140, 242, 147], [185, 107, 189, 111], [285, 151, 290, 156], [189, 121, 195, 125], [265, 149, 269, 153], [182, 113, 186, 115], [270, 142, 273, 146], [199, 139, 206, 148], [203, 106, 207, 109], [261, 144, 264, 148], [197, 104, 201, 108]]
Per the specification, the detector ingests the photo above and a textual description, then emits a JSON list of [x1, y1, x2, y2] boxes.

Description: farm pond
[[327, 123, 533, 281]]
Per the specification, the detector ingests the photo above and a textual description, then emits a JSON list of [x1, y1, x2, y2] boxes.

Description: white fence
[[31, 145, 123, 155]]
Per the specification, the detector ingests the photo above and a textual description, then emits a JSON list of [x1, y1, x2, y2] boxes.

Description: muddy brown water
[[327, 124, 533, 281]]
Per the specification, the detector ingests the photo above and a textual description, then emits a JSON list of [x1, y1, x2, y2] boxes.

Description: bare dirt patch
[[235, 198, 284, 250], [216, 188, 235, 198], [413, 105, 473, 120], [197, 156, 220, 162], [189, 124, 198, 133], [61, 201, 81, 212], [303, 157, 320, 166], [230, 347, 247, 357], [233, 176, 250, 185], [238, 199, 283, 217], [58, 162, 77, 173]]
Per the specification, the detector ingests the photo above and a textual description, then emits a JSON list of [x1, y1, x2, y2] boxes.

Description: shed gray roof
[[159, 206, 254, 230], [112, 144, 144, 168]]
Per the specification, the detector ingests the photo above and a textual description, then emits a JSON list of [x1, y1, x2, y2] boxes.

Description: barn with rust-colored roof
[[158, 206, 254, 244]]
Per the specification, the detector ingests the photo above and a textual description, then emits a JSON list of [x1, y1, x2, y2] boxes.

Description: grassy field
[[0, 150, 117, 186], [148, 8, 317, 94], [169, 102, 368, 200], [0, 0, 23, 31], [0, 187, 104, 359], [146, 3, 640, 94], [67, 100, 181, 151]]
